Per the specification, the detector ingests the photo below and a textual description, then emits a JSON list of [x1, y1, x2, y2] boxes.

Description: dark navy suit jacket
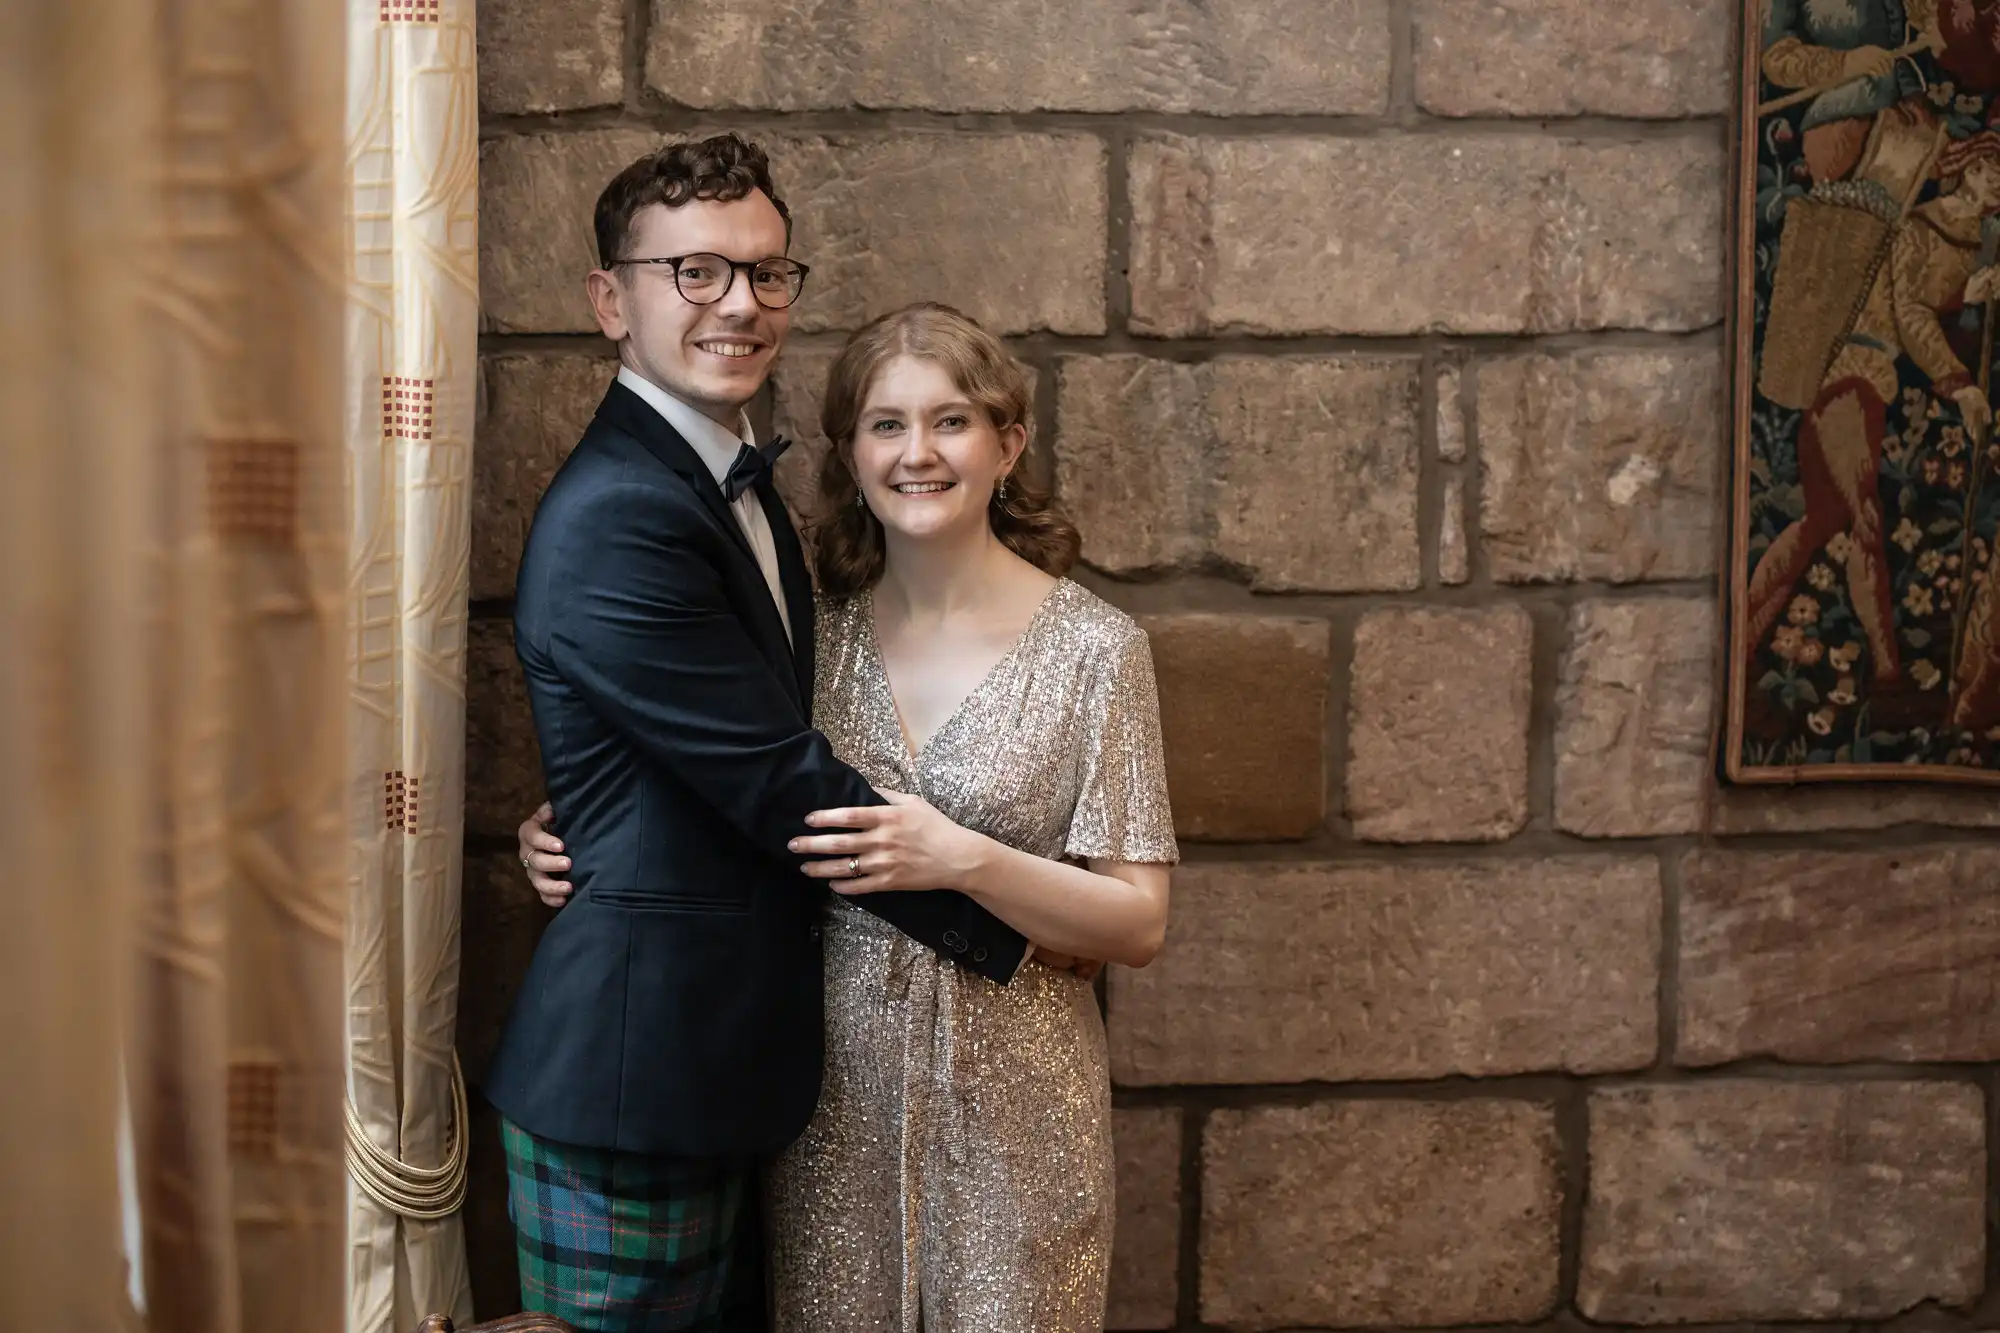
[[484, 380, 1028, 1156]]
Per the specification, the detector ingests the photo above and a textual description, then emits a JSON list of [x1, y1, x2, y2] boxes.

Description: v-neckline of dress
[[863, 579, 1067, 768]]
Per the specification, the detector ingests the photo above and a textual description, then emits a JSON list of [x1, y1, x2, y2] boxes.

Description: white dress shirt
[[617, 366, 793, 644]]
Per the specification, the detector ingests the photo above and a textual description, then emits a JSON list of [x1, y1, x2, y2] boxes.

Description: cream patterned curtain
[[2, 1, 349, 1330], [2, 2, 151, 1322], [343, 0, 479, 1327]]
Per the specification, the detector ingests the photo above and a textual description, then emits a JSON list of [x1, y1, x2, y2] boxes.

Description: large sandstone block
[[1128, 134, 1723, 337], [1108, 858, 1660, 1085], [1346, 605, 1532, 841], [480, 128, 653, 334], [1479, 348, 1724, 583], [1678, 846, 2000, 1065], [648, 0, 1389, 114], [474, 351, 617, 601], [1202, 1100, 1561, 1328], [1579, 1081, 1985, 1323], [1554, 598, 1715, 836], [482, 130, 1107, 336], [1412, 0, 1732, 117], [1054, 355, 1208, 578], [775, 134, 1106, 335], [1138, 615, 1328, 841], [1108, 1107, 1181, 1330], [465, 616, 541, 840], [769, 344, 843, 525], [478, 0, 625, 114], [1055, 355, 1421, 592]]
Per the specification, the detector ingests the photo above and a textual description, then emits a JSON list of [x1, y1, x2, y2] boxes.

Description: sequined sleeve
[[1063, 621, 1179, 864]]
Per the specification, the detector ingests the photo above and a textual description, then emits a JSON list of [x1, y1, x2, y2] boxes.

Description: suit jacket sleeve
[[545, 480, 1029, 984]]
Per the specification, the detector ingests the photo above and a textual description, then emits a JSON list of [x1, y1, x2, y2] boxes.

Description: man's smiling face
[[587, 191, 792, 427]]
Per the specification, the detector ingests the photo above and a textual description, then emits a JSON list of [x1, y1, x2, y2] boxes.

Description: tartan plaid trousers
[[502, 1115, 754, 1331]]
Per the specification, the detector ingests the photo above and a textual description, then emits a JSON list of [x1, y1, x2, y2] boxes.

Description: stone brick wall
[[465, 1, 2000, 1327]]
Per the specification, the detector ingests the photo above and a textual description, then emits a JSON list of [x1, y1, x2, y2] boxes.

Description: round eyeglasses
[[610, 252, 810, 309]]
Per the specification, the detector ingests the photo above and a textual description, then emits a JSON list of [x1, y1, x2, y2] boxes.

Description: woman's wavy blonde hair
[[809, 302, 1080, 598]]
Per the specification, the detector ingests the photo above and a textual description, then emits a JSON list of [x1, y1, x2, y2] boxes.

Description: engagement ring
[[847, 856, 860, 877]]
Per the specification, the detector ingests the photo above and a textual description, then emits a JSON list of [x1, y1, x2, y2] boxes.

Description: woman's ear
[[998, 420, 1029, 475]]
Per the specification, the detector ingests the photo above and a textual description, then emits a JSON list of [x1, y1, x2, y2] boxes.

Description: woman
[[520, 302, 1176, 1330]]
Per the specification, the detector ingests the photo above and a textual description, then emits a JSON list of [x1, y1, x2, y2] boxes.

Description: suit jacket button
[[942, 930, 968, 953], [809, 924, 822, 941], [973, 947, 988, 963]]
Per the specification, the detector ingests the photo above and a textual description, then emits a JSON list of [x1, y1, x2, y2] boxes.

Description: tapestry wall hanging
[[1727, 0, 2000, 782]]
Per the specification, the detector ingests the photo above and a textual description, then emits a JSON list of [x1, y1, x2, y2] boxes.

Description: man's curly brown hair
[[593, 133, 791, 269]]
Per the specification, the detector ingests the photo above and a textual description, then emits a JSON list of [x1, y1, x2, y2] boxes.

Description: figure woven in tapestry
[[1728, 0, 2000, 781]]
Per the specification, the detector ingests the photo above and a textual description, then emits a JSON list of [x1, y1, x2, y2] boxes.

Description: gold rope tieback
[[343, 1052, 470, 1221]]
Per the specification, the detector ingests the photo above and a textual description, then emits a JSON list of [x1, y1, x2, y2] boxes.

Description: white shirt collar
[[616, 365, 756, 491]]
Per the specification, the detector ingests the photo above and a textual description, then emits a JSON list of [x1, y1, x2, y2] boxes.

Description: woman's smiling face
[[848, 354, 1026, 543]]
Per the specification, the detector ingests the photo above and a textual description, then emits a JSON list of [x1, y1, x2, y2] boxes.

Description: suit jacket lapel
[[758, 481, 816, 704], [599, 381, 757, 564], [595, 382, 801, 703]]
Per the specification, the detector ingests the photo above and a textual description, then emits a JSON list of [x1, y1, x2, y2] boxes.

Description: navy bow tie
[[722, 435, 793, 501]]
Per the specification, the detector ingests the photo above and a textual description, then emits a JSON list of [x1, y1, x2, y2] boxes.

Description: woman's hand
[[1032, 946, 1105, 981], [791, 789, 984, 895], [518, 801, 574, 908]]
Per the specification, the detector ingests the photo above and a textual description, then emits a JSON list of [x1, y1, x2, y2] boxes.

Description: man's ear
[[585, 268, 628, 342]]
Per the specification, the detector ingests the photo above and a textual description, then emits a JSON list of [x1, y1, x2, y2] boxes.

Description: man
[[1761, 0, 1926, 185], [484, 134, 1029, 1332]]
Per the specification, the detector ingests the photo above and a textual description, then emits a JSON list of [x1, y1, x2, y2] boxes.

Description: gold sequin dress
[[770, 578, 1178, 1333]]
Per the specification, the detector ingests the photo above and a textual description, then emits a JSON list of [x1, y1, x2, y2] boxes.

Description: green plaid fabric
[[502, 1115, 751, 1331]]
